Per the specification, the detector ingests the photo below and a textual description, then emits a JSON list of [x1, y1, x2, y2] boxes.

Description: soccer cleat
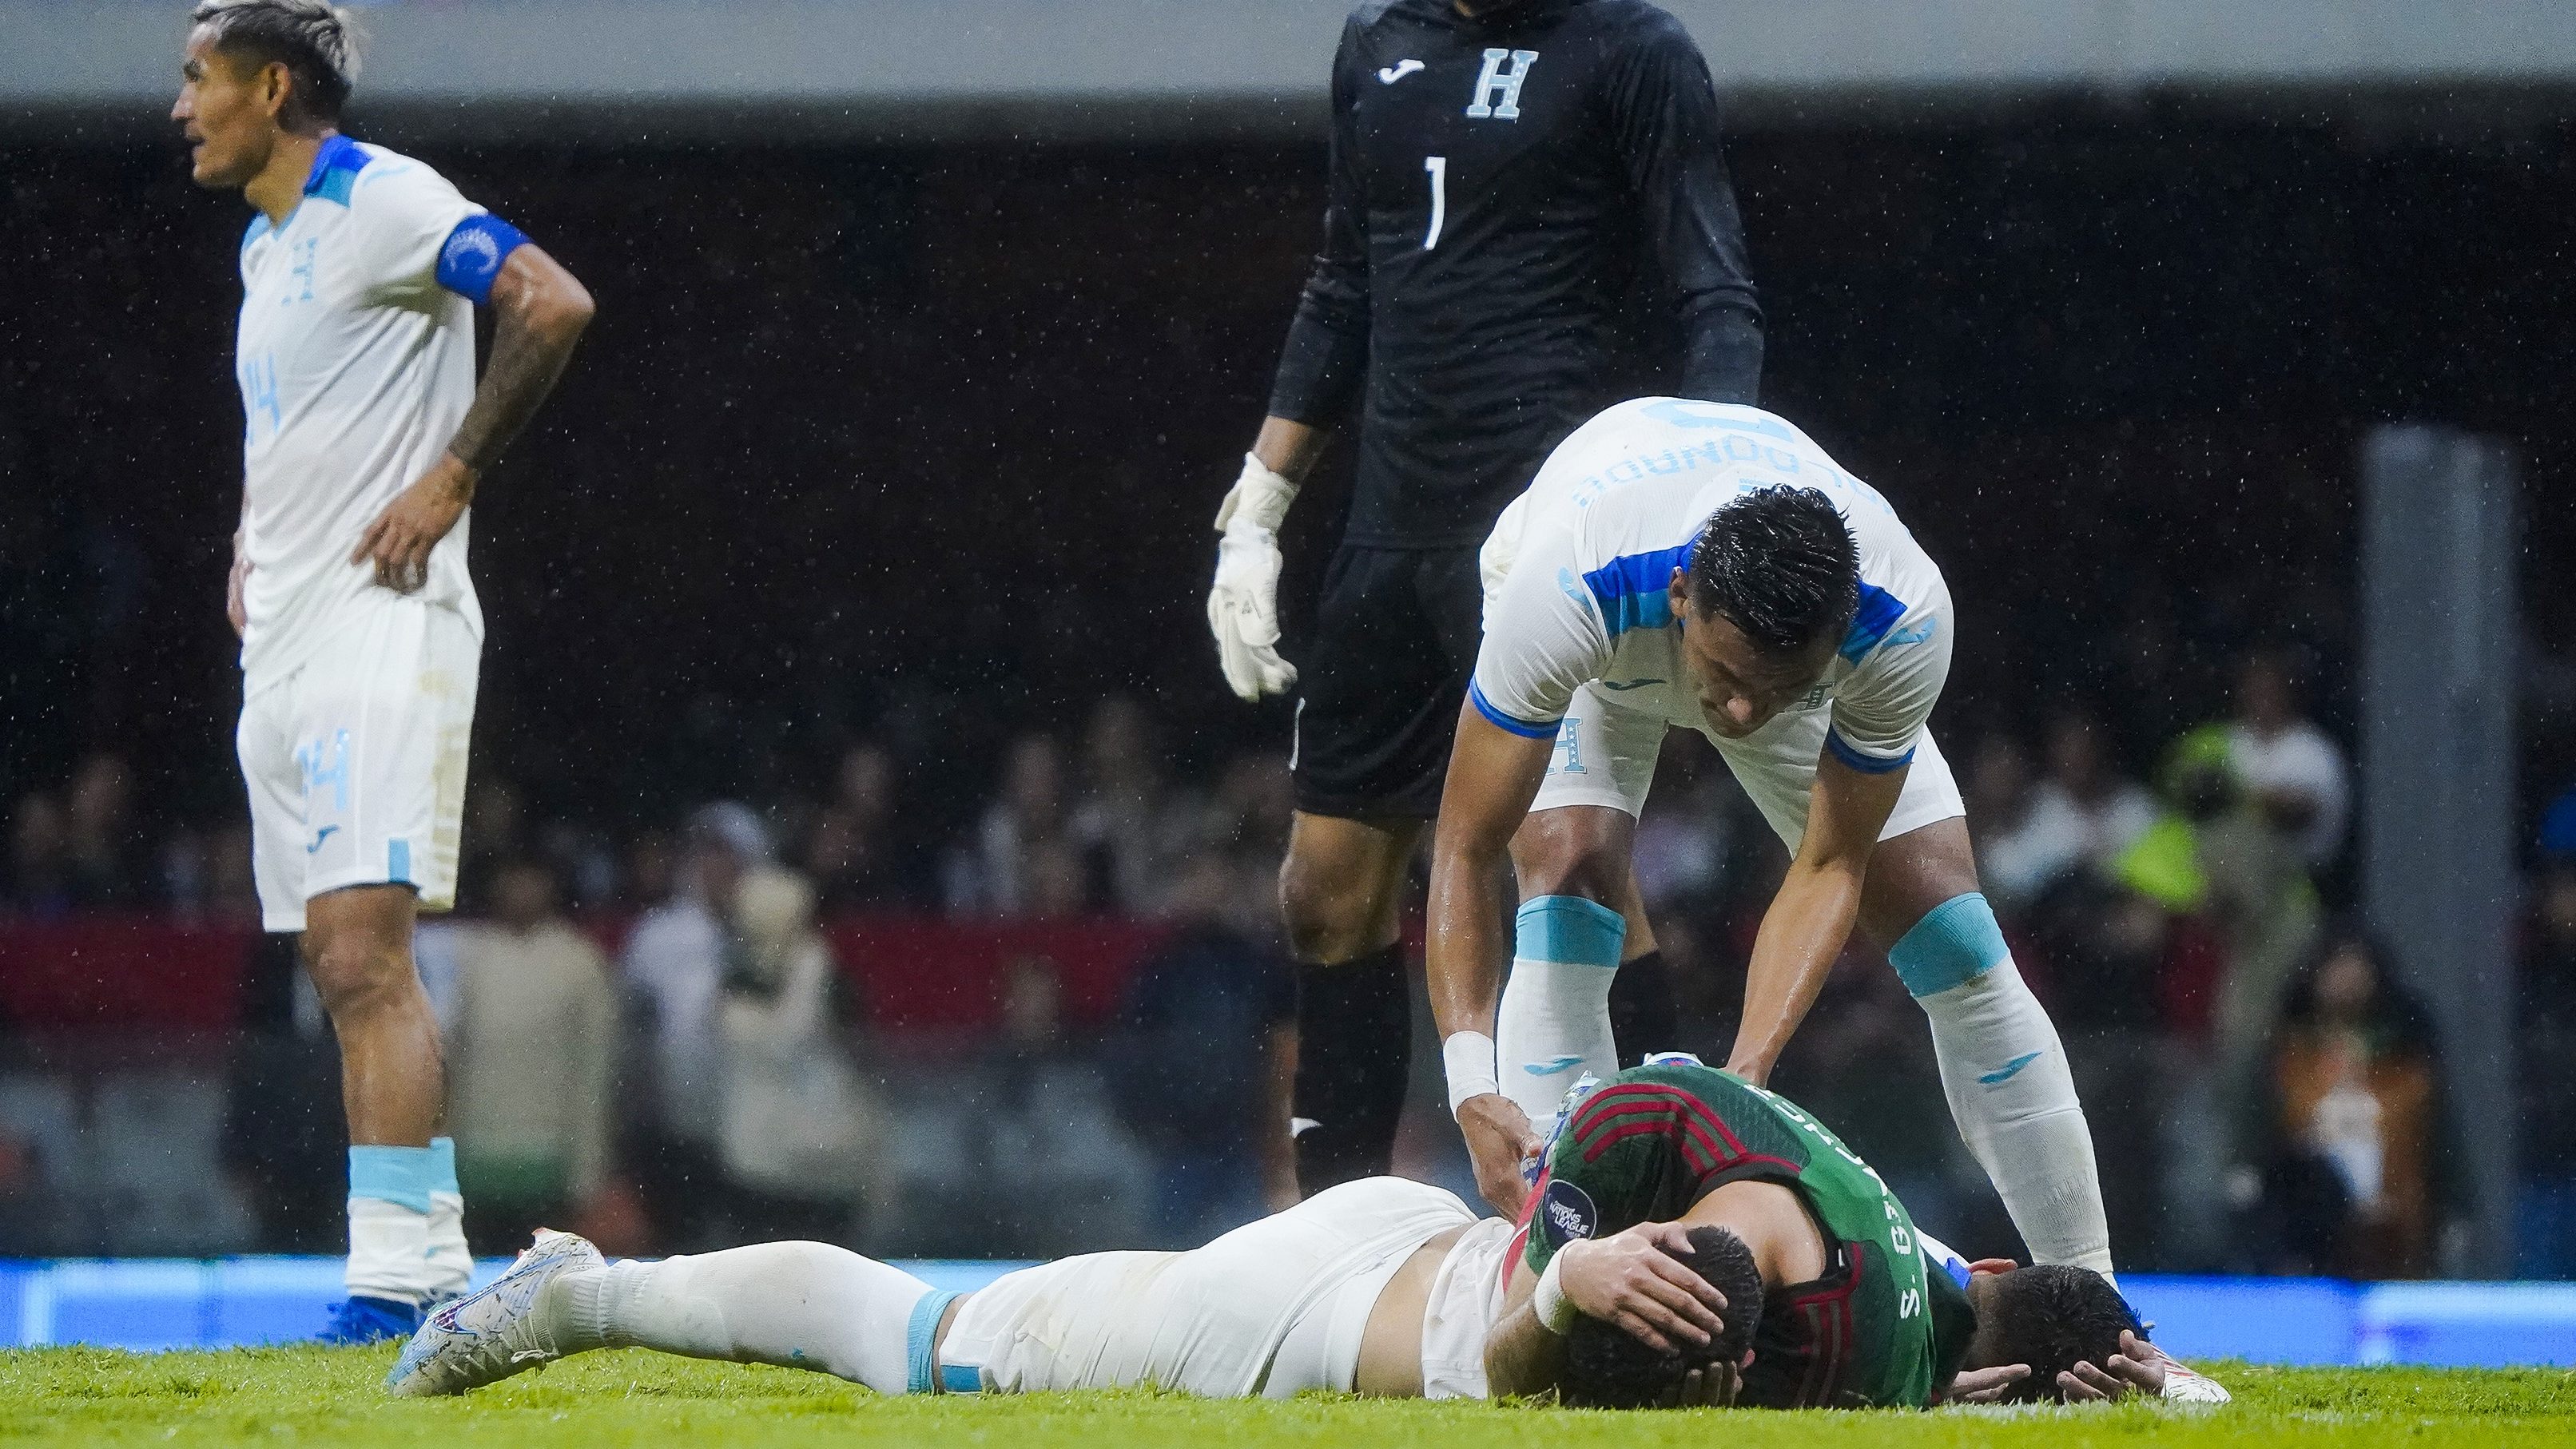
[[2157, 1356, 2232, 1406], [385, 1229, 607, 1396], [316, 1294, 423, 1345]]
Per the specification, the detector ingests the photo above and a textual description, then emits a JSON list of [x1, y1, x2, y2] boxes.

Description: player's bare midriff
[[1354, 1223, 1473, 1397]]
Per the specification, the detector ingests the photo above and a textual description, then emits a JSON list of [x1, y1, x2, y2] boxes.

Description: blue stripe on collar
[[1581, 542, 1692, 639], [1838, 582, 1907, 662], [302, 133, 370, 205]]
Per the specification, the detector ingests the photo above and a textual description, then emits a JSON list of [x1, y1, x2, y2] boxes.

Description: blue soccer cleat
[[316, 1293, 425, 1345], [386, 1229, 607, 1396]]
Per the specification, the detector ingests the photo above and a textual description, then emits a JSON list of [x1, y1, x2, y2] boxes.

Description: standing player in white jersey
[[173, 1, 595, 1342], [1425, 398, 2118, 1288]]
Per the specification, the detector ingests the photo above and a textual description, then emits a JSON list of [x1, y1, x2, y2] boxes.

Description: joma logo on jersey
[[1466, 48, 1539, 120]]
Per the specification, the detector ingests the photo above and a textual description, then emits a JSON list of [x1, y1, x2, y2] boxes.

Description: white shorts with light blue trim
[[238, 590, 479, 931], [1529, 683, 1964, 852], [936, 1177, 1476, 1399]]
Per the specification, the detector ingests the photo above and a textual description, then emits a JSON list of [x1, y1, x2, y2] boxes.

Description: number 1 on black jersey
[[1423, 156, 1447, 250]]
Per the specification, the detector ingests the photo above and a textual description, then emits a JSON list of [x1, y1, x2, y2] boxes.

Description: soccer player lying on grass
[[388, 1070, 2194, 1409]]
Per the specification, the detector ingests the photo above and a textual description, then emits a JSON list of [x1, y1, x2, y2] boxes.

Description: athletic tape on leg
[[348, 1145, 438, 1213], [1886, 891, 2011, 998], [1513, 894, 1626, 967]]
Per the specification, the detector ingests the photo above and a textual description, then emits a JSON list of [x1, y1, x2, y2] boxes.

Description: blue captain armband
[[1823, 727, 1913, 775], [435, 213, 531, 304]]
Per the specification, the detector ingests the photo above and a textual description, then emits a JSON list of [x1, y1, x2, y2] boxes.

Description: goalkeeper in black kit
[[1206, 0, 1764, 1197]]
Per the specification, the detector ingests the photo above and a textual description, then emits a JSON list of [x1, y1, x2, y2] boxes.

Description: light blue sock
[[909, 1288, 966, 1393], [1891, 893, 2114, 1276]]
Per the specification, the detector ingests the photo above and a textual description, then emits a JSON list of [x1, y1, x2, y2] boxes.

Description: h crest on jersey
[[1465, 47, 1540, 120], [284, 238, 319, 306]]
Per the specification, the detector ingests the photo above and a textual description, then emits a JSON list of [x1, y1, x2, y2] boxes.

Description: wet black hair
[[1559, 1227, 1765, 1409], [192, 1, 361, 125], [1982, 1264, 2142, 1403], [1684, 485, 1860, 657]]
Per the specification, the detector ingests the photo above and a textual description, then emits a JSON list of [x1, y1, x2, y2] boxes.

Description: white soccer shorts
[[937, 1177, 1476, 1398], [237, 593, 479, 932], [1530, 683, 1966, 852]]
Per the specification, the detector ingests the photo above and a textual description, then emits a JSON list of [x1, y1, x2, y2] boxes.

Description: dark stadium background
[[9, 112, 2572, 830]]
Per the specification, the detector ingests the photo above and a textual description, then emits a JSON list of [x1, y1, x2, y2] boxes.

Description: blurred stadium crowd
[[8, 670, 2576, 1280]]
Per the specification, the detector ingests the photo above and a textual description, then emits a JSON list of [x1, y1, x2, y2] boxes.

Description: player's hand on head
[[1942, 1364, 2032, 1404], [1673, 1353, 1748, 1407], [1562, 1221, 1728, 1356], [2058, 1330, 2166, 1403], [1456, 1093, 1540, 1214], [353, 453, 475, 593]]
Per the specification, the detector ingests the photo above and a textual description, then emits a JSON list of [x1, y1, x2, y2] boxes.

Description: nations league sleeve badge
[[1538, 1178, 1597, 1250]]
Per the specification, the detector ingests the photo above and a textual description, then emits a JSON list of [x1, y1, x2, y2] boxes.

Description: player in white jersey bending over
[[173, 1, 595, 1341], [1426, 399, 2114, 1288]]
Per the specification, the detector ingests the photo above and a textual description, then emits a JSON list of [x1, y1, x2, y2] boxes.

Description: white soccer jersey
[[1472, 399, 1953, 775], [233, 135, 492, 690]]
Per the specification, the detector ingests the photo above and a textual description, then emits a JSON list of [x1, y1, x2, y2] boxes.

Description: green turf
[[1, 1347, 2569, 1448]]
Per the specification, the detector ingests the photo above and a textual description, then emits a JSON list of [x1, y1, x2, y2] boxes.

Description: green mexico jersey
[[1521, 1058, 1974, 1407]]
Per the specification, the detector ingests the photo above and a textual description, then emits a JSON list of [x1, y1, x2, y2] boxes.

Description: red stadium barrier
[[0, 914, 1172, 1034], [821, 915, 1171, 1031], [0, 918, 256, 1033]]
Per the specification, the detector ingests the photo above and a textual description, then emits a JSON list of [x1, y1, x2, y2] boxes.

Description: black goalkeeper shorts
[[1290, 543, 1485, 820]]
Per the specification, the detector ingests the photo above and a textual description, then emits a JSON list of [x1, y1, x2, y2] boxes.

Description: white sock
[[347, 1197, 435, 1304], [1916, 960, 2116, 1280], [547, 1244, 940, 1393], [425, 1137, 471, 1301], [1496, 895, 1627, 1134]]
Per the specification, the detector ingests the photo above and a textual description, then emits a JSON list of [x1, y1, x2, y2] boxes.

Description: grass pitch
[[1, 1347, 2569, 1448]]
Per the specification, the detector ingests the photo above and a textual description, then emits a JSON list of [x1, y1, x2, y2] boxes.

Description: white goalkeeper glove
[[1208, 453, 1300, 702]]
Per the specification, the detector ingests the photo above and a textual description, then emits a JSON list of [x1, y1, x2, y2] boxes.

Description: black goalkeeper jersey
[[1267, 0, 1763, 548]]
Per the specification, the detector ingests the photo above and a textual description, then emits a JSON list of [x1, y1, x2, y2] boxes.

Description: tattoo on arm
[[447, 249, 592, 478]]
